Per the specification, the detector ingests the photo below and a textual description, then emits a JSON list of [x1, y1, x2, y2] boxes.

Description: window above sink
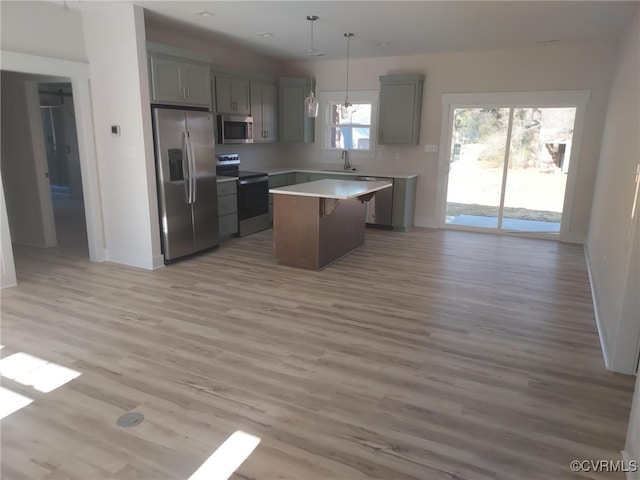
[[319, 90, 378, 154]]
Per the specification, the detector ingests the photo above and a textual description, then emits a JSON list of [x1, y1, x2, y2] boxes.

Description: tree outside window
[[328, 103, 372, 150]]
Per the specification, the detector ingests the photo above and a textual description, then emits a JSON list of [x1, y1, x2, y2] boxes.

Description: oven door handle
[[238, 176, 269, 185]]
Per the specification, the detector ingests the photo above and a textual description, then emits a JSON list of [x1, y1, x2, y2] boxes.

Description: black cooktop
[[218, 170, 267, 179], [216, 153, 266, 180]]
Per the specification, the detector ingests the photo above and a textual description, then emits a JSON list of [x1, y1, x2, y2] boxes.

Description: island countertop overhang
[[269, 179, 392, 200]]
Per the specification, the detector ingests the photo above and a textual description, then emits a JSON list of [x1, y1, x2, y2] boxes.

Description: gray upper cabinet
[[378, 74, 424, 145], [278, 77, 315, 143], [215, 74, 251, 115], [250, 82, 278, 143], [149, 55, 211, 107]]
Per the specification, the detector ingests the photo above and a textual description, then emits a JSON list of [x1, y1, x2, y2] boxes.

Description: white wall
[[586, 7, 640, 374], [286, 41, 618, 234], [144, 20, 286, 78], [0, 170, 17, 288], [626, 367, 640, 476], [83, 3, 162, 269], [1, 0, 107, 267], [0, 71, 55, 248], [0, 1, 87, 63]]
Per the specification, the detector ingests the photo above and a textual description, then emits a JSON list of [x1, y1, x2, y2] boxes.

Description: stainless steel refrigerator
[[152, 107, 219, 263]]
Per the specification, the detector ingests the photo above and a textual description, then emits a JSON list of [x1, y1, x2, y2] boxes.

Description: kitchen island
[[270, 179, 392, 270]]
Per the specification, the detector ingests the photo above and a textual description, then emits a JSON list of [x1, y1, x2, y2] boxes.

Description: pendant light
[[304, 15, 322, 118], [343, 33, 354, 109]]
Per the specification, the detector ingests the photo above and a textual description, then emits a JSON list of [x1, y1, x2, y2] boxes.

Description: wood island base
[[273, 194, 367, 270]]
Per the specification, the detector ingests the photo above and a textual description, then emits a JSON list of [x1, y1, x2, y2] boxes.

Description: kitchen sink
[[322, 169, 357, 173]]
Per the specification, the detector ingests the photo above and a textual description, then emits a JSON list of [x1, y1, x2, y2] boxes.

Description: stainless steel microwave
[[216, 114, 253, 144]]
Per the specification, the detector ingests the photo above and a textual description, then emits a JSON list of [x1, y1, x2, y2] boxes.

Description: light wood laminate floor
[[1, 227, 635, 480]]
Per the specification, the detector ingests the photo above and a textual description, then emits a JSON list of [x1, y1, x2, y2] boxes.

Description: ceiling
[[137, 1, 638, 61]]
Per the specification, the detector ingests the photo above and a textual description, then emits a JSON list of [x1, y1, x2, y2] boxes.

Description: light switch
[[111, 125, 121, 136], [424, 144, 438, 153]]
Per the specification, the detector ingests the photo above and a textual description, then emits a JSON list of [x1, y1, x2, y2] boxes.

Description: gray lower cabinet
[[278, 77, 315, 143], [378, 74, 424, 145], [149, 54, 212, 107], [250, 81, 278, 143], [391, 177, 417, 231], [309, 172, 353, 182], [294, 172, 310, 184], [217, 180, 238, 238]]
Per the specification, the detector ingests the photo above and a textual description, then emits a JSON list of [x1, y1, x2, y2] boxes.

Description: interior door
[[185, 111, 219, 251], [153, 108, 194, 260]]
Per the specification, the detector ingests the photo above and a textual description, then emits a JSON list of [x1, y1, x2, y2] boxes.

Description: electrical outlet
[[424, 144, 438, 153]]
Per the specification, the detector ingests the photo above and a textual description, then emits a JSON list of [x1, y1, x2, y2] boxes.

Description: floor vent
[[116, 412, 144, 428]]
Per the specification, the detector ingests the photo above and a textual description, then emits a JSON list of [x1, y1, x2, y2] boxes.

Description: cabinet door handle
[[379, 132, 383, 142], [185, 86, 190, 99], [182, 86, 187, 99]]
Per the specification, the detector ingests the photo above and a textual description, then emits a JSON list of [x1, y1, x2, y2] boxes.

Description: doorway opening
[[39, 82, 87, 253], [0, 71, 88, 281], [439, 91, 588, 240]]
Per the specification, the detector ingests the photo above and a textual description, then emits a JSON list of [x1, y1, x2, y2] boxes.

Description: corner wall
[[0, 71, 54, 248], [83, 4, 162, 269], [0, 171, 16, 288], [585, 7, 640, 374]]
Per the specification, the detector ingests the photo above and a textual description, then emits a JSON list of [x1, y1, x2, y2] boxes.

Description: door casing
[[437, 90, 590, 242]]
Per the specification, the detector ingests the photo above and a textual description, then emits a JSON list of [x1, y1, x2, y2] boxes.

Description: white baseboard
[[622, 449, 639, 480], [414, 217, 440, 229], [152, 254, 165, 270], [563, 232, 586, 244], [90, 248, 108, 263], [1, 279, 17, 289], [584, 243, 611, 370], [105, 249, 157, 271]]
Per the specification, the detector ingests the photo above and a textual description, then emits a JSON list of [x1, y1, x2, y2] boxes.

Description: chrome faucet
[[341, 149, 352, 171]]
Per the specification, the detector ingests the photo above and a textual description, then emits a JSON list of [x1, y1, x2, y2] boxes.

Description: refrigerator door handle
[[182, 131, 191, 204], [187, 134, 197, 203]]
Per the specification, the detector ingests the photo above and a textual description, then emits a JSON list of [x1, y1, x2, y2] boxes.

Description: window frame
[[318, 90, 378, 155]]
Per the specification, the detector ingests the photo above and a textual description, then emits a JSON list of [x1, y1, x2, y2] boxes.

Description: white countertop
[[270, 179, 392, 200], [261, 166, 418, 179]]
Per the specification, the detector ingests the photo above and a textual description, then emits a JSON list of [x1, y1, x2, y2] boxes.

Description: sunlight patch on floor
[[0, 386, 33, 420], [0, 352, 81, 393], [188, 431, 261, 480]]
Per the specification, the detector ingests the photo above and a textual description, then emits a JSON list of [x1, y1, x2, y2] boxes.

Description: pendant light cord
[[309, 19, 314, 89], [310, 18, 314, 52], [344, 33, 354, 107], [346, 35, 350, 101]]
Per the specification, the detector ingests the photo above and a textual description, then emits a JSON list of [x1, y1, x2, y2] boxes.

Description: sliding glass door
[[444, 102, 578, 235]]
